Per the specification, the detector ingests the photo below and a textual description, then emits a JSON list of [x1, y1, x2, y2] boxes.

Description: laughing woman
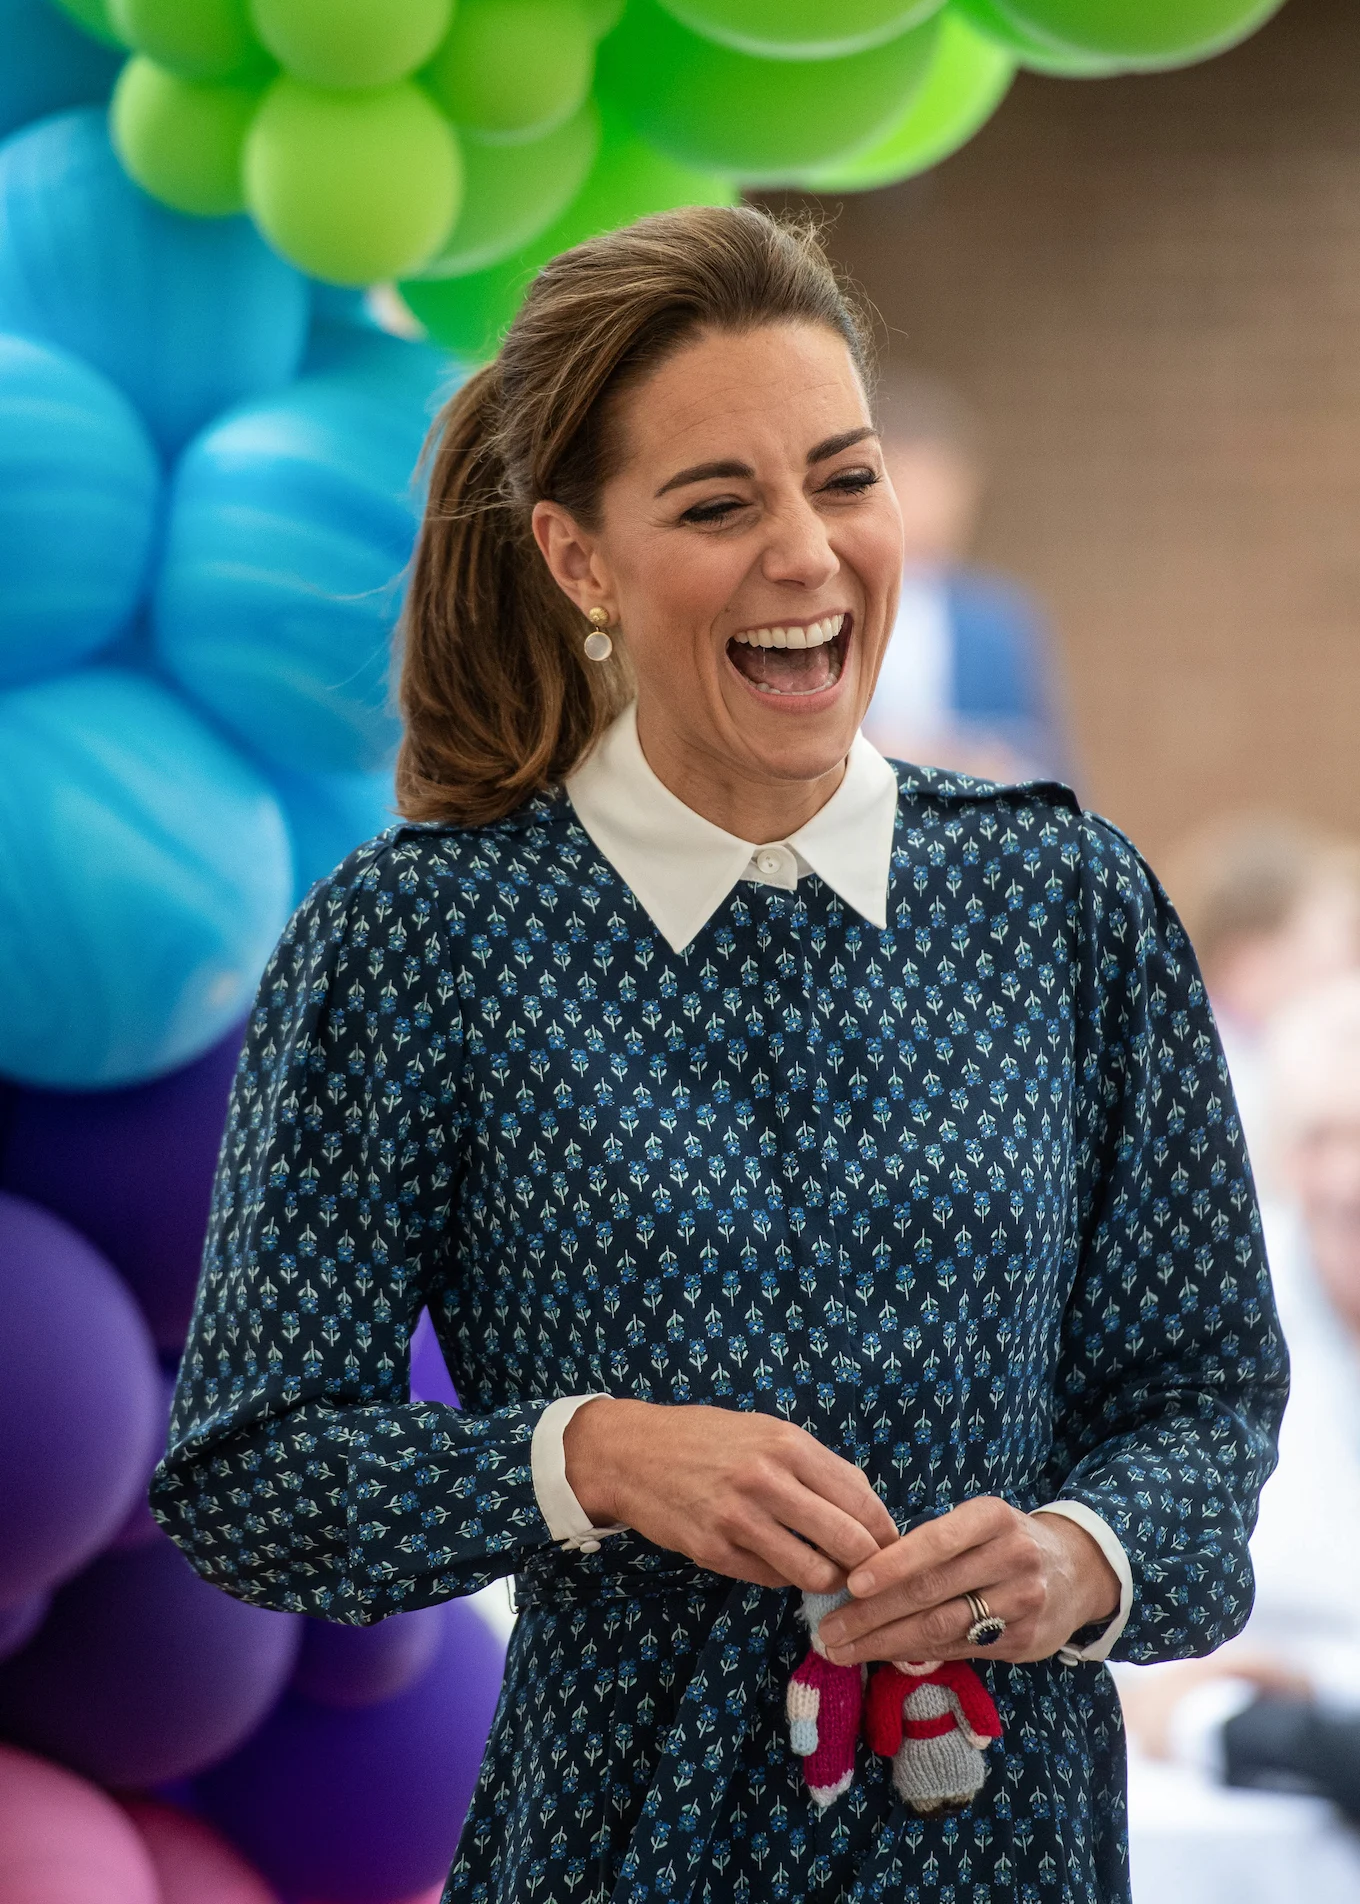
[[153, 209, 1286, 1904]]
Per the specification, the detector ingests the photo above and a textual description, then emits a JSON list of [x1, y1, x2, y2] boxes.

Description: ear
[[531, 500, 613, 621]]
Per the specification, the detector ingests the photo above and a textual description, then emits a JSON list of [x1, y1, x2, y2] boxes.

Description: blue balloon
[[0, 109, 310, 458], [0, 0, 121, 142], [0, 332, 161, 687], [155, 334, 454, 773], [269, 764, 395, 903], [0, 666, 294, 1087], [301, 319, 459, 416]]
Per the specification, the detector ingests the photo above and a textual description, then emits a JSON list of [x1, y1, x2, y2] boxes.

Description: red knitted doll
[[785, 1589, 867, 1807], [865, 1659, 1003, 1815]]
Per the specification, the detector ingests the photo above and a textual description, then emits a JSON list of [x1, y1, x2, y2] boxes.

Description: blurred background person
[[1162, 816, 1360, 1177], [1118, 974, 1360, 1904], [862, 369, 1075, 784]]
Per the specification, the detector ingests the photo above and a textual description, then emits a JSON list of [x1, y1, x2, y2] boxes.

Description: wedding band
[[964, 1591, 1006, 1648]]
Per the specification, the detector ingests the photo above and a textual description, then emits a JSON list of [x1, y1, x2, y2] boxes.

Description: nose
[[759, 493, 839, 592]]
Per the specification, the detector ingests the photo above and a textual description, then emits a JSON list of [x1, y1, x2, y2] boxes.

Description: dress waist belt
[[512, 1549, 730, 1609]]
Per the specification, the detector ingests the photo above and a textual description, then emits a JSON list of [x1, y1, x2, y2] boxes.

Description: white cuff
[[1031, 1500, 1134, 1664], [530, 1393, 628, 1553]]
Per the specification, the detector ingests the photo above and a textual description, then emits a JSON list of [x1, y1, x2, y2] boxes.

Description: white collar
[[563, 703, 898, 952]]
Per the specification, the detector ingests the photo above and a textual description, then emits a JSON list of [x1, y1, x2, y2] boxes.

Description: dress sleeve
[[150, 836, 556, 1624], [1045, 816, 1289, 1664]]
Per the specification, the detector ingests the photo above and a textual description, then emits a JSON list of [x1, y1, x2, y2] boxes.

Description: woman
[[153, 208, 1286, 1904]]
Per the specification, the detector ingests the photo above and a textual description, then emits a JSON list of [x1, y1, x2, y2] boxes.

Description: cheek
[[843, 508, 904, 615], [616, 535, 747, 662]]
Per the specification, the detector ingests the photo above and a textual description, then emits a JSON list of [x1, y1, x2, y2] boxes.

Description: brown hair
[[395, 205, 873, 827]]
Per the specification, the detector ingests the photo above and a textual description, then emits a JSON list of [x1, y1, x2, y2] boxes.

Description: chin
[[726, 704, 865, 783]]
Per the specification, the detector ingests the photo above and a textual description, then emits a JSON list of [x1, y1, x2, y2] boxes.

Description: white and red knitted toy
[[865, 1658, 1003, 1815], [785, 1589, 867, 1807]]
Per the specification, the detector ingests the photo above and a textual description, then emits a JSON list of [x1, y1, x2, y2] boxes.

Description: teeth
[[732, 613, 844, 648]]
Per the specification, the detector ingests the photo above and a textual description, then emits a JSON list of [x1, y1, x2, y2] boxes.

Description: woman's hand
[[815, 1497, 1121, 1666], [563, 1397, 901, 1593]]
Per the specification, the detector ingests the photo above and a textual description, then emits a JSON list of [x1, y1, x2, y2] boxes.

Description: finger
[[708, 1483, 859, 1592], [696, 1519, 844, 1593], [703, 1539, 802, 1591], [825, 1529, 1030, 1647], [760, 1469, 894, 1574], [845, 1496, 1019, 1598], [786, 1442, 901, 1554], [742, 1521, 851, 1595], [824, 1575, 1035, 1666]]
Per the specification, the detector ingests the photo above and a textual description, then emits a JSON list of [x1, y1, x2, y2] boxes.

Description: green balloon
[[596, 0, 941, 182], [244, 76, 462, 284], [658, 0, 944, 61], [988, 0, 1285, 68], [799, 13, 1012, 190], [110, 0, 271, 78], [948, 0, 1121, 72], [249, 0, 453, 88], [422, 0, 594, 142], [50, 0, 128, 47], [111, 56, 260, 214], [400, 112, 735, 358], [578, 0, 624, 35], [416, 99, 600, 277]]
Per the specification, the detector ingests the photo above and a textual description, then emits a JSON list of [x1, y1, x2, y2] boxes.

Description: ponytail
[[395, 363, 630, 826], [395, 206, 870, 827]]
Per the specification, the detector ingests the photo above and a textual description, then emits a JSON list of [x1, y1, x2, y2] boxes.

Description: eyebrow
[[653, 425, 879, 499]]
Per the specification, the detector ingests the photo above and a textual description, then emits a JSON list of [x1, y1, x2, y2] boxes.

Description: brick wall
[[795, 0, 1360, 862]]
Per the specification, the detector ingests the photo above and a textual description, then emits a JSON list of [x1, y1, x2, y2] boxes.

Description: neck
[[634, 710, 848, 844]]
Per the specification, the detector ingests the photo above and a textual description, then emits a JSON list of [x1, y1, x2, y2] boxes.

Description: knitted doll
[[865, 1659, 1003, 1816], [785, 1589, 867, 1807]]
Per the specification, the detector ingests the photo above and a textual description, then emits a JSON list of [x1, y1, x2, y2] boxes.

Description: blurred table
[[1128, 1753, 1360, 1903]]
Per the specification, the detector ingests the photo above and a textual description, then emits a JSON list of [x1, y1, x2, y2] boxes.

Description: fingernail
[[849, 1569, 875, 1595], [820, 1620, 844, 1646]]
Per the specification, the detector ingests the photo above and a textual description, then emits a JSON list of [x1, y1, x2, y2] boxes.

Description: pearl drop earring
[[583, 607, 613, 662]]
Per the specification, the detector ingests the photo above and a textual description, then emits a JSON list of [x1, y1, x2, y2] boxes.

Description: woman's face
[[534, 321, 903, 798]]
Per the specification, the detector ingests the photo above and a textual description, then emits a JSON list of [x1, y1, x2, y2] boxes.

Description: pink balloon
[[0, 1742, 158, 1904], [123, 1801, 281, 1904]]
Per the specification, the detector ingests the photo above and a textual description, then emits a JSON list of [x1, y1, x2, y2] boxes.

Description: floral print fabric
[[153, 766, 1287, 1904]]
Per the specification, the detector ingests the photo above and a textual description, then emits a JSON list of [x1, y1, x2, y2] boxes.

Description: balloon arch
[[0, 0, 1287, 1898]]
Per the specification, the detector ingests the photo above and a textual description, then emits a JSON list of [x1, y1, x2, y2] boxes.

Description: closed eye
[[821, 467, 880, 497], [678, 495, 749, 525]]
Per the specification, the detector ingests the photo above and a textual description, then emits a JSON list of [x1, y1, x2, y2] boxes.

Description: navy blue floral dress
[[153, 765, 1287, 1904]]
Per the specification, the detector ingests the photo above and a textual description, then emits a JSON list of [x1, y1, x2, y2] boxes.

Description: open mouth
[[725, 612, 851, 698]]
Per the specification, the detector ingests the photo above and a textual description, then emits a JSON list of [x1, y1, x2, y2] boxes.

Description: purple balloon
[[0, 1593, 47, 1664], [0, 1025, 244, 1351], [409, 1308, 459, 1409], [0, 1528, 301, 1786], [290, 1605, 444, 1710], [197, 1601, 506, 1903], [0, 1190, 160, 1604]]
